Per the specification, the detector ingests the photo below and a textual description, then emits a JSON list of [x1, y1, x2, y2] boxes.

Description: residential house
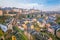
[[0, 10, 3, 16], [0, 24, 7, 32]]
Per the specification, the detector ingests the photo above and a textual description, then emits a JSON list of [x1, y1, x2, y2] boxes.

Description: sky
[[0, 0, 60, 11]]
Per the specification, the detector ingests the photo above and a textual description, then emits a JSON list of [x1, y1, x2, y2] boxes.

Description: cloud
[[0, 0, 43, 9], [0, 0, 60, 11]]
